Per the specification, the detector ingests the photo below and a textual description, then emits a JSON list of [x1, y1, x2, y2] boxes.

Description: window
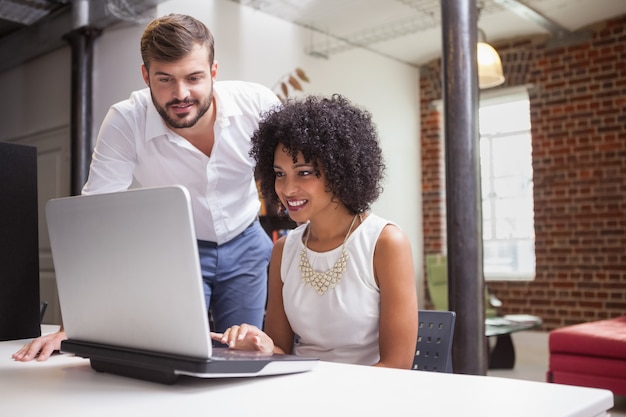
[[479, 87, 535, 280]]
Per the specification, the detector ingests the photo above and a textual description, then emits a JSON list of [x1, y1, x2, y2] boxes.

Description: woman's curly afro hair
[[250, 94, 385, 215]]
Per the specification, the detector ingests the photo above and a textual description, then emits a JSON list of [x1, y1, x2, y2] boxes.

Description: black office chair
[[412, 310, 456, 373], [40, 301, 48, 324]]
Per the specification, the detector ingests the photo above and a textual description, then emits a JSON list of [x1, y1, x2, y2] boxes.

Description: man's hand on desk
[[11, 329, 67, 362]]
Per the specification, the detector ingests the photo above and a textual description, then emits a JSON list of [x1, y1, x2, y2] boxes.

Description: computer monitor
[[0, 141, 41, 341]]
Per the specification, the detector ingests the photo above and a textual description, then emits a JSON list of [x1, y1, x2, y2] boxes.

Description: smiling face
[[273, 146, 338, 225], [141, 43, 216, 130]]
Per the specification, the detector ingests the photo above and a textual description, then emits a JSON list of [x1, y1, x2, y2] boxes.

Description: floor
[[486, 330, 626, 417]]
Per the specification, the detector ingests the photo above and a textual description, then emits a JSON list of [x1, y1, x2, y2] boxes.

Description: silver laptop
[[46, 185, 317, 384]]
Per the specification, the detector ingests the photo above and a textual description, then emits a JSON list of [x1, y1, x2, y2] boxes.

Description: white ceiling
[[230, 0, 626, 67]]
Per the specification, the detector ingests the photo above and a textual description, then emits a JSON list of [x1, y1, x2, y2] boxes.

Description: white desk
[[1, 326, 613, 417]]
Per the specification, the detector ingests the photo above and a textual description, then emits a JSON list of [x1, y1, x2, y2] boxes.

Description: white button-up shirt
[[83, 81, 280, 244]]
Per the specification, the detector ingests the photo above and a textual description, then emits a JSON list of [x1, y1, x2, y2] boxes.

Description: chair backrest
[[412, 310, 456, 373], [425, 254, 499, 318], [40, 301, 48, 324], [425, 254, 448, 310]]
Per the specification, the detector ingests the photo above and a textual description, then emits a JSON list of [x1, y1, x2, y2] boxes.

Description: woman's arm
[[263, 236, 295, 354], [372, 224, 419, 369]]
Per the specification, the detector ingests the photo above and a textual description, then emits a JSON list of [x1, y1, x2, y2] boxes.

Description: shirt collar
[[213, 82, 243, 128]]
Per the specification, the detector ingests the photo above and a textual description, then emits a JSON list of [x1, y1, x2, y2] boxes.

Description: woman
[[212, 95, 418, 369]]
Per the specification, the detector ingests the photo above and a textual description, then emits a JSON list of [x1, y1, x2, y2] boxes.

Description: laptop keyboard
[[211, 347, 274, 360]]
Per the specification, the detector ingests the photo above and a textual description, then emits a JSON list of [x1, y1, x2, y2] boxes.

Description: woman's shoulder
[[359, 213, 398, 235], [362, 213, 408, 247]]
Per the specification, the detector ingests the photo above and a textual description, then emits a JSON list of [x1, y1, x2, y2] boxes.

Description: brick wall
[[420, 16, 626, 330]]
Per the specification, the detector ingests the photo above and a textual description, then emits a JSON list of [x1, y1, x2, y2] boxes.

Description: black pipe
[[64, 27, 101, 196], [440, 0, 486, 375]]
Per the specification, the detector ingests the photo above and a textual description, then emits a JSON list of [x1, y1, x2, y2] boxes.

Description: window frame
[[432, 86, 536, 282], [479, 86, 535, 282]]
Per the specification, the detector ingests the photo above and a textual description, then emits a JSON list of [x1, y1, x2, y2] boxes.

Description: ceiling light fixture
[[477, 28, 505, 89], [476, 2, 505, 90]]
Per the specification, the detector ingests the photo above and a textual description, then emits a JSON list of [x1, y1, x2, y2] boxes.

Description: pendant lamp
[[477, 28, 505, 89]]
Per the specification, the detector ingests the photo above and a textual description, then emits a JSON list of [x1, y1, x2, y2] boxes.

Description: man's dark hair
[[141, 13, 214, 70]]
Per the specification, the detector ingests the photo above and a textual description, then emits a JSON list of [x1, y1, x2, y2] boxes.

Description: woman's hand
[[12, 330, 67, 362], [210, 324, 274, 355]]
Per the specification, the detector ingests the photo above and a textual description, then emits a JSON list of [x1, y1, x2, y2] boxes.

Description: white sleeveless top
[[280, 213, 391, 365]]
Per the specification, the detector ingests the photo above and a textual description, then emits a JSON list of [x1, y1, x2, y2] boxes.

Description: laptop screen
[[47, 186, 213, 358]]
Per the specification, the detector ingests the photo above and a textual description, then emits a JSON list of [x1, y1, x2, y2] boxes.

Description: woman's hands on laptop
[[12, 329, 67, 362], [211, 324, 275, 355]]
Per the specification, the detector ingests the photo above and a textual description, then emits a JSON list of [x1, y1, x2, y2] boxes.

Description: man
[[13, 13, 279, 361]]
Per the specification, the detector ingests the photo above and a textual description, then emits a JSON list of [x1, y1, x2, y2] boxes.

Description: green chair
[[425, 254, 501, 318]]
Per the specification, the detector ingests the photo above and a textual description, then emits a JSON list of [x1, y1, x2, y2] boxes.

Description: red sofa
[[547, 315, 626, 396]]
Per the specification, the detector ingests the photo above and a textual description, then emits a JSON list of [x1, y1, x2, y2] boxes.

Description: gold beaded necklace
[[299, 214, 359, 295]]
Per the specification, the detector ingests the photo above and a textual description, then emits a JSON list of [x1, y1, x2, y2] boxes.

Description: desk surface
[[0, 326, 613, 417]]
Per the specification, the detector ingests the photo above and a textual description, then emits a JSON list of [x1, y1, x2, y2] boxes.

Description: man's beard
[[152, 91, 213, 129]]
